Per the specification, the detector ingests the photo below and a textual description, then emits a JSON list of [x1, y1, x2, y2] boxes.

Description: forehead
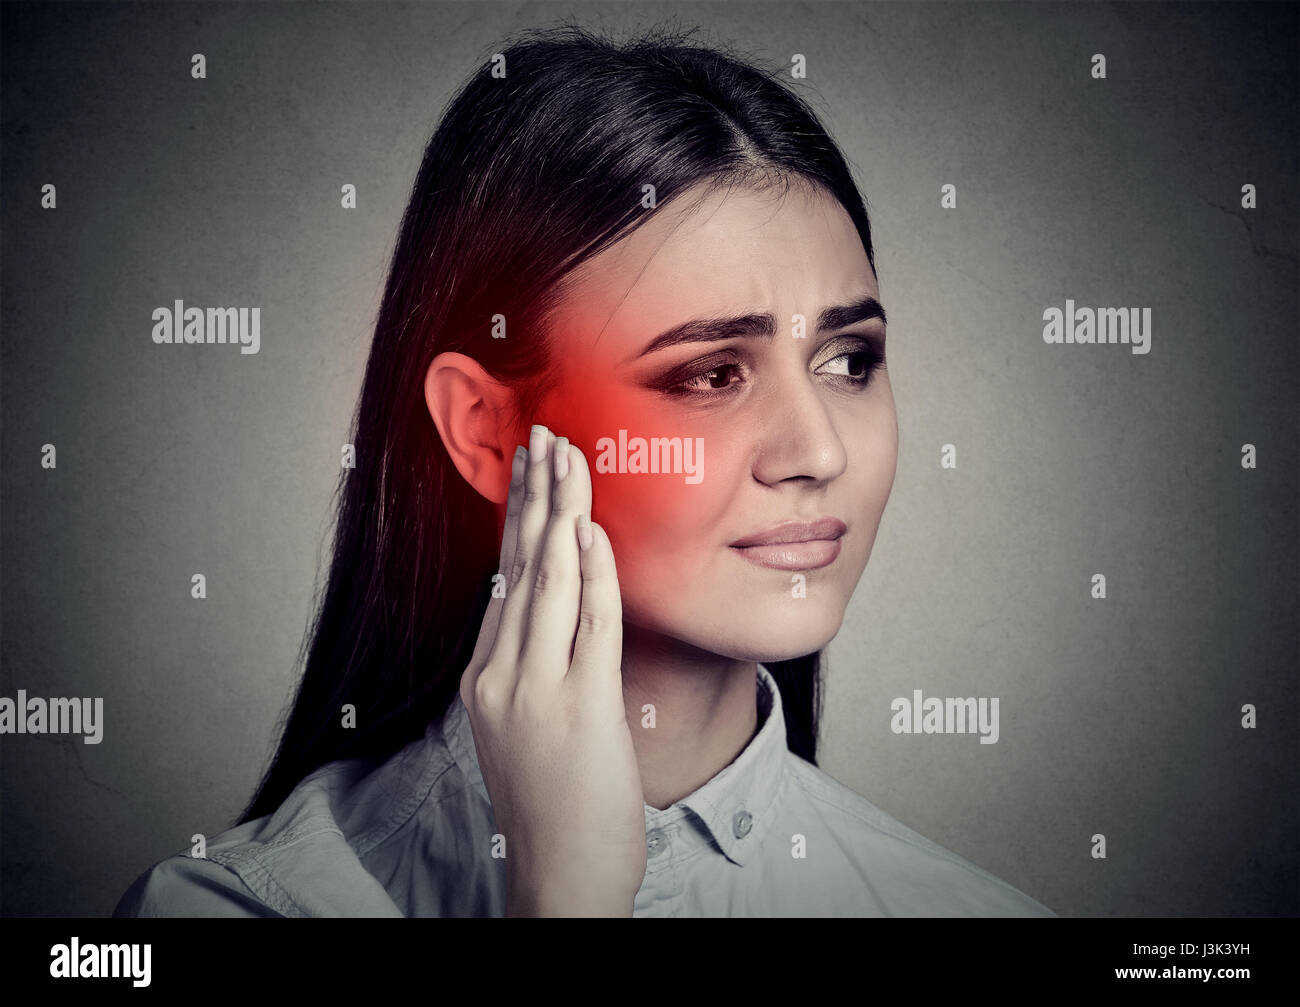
[[547, 179, 877, 359]]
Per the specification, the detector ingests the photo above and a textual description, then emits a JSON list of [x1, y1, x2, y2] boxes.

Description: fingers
[[460, 444, 527, 704], [568, 516, 624, 699], [486, 424, 555, 678], [494, 444, 529, 617], [515, 436, 593, 681], [479, 422, 619, 705]]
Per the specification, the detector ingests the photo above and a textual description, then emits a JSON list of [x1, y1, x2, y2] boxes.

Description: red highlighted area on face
[[529, 344, 715, 546], [591, 429, 703, 484]]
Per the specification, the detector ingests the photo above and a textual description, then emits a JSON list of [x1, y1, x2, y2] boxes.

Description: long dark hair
[[241, 22, 877, 824]]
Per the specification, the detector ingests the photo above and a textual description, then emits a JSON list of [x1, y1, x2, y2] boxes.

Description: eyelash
[[661, 343, 885, 398]]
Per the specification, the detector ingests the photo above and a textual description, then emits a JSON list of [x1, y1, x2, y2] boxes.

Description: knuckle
[[523, 481, 547, 505], [577, 607, 607, 638], [472, 672, 507, 712], [582, 565, 612, 595], [508, 552, 530, 589], [531, 561, 560, 595]]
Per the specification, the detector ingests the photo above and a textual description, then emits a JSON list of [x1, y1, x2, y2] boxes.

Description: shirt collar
[[440, 664, 789, 868]]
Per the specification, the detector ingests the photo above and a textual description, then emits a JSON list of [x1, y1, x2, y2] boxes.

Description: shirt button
[[732, 809, 753, 839], [646, 827, 669, 858]]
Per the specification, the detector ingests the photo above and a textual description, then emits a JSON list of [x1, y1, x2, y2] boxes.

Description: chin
[[680, 596, 848, 664]]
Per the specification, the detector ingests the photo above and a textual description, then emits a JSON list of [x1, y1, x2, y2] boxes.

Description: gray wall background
[[2, 0, 1295, 917]]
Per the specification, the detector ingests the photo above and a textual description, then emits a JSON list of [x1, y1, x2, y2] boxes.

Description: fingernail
[[576, 512, 593, 551], [511, 446, 526, 486], [554, 437, 569, 481], [529, 424, 548, 462]]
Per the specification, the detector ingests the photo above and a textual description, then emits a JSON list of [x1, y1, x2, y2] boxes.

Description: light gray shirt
[[115, 664, 1055, 917]]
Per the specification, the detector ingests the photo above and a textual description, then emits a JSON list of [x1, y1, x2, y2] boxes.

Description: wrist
[[505, 873, 635, 917]]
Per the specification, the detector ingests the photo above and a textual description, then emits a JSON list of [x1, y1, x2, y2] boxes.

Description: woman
[[116, 24, 1054, 917]]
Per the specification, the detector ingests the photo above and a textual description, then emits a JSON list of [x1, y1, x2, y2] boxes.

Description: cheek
[[855, 418, 897, 508], [534, 367, 736, 563], [843, 404, 898, 561]]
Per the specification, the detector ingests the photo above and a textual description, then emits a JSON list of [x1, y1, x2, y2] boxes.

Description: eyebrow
[[634, 294, 887, 358]]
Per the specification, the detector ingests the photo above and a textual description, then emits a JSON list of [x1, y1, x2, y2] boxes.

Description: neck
[[620, 622, 760, 811]]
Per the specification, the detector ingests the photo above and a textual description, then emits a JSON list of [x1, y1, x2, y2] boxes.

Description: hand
[[458, 423, 646, 917]]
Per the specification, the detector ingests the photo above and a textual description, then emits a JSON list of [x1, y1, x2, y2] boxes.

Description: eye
[[678, 363, 742, 392], [649, 352, 748, 398], [815, 341, 884, 386]]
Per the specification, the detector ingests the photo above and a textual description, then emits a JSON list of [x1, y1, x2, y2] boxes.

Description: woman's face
[[528, 178, 897, 663]]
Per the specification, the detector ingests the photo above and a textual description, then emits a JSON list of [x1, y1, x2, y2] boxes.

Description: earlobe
[[424, 352, 515, 504]]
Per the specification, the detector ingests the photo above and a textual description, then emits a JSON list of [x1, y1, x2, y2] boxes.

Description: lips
[[729, 517, 847, 570]]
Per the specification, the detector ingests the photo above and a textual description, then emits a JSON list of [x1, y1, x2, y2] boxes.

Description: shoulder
[[114, 850, 279, 917], [783, 753, 1057, 917], [116, 724, 462, 918]]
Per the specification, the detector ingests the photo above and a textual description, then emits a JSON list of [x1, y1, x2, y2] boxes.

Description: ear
[[424, 352, 516, 504]]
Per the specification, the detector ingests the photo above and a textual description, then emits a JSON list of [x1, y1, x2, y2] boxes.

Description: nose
[[750, 368, 848, 487]]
